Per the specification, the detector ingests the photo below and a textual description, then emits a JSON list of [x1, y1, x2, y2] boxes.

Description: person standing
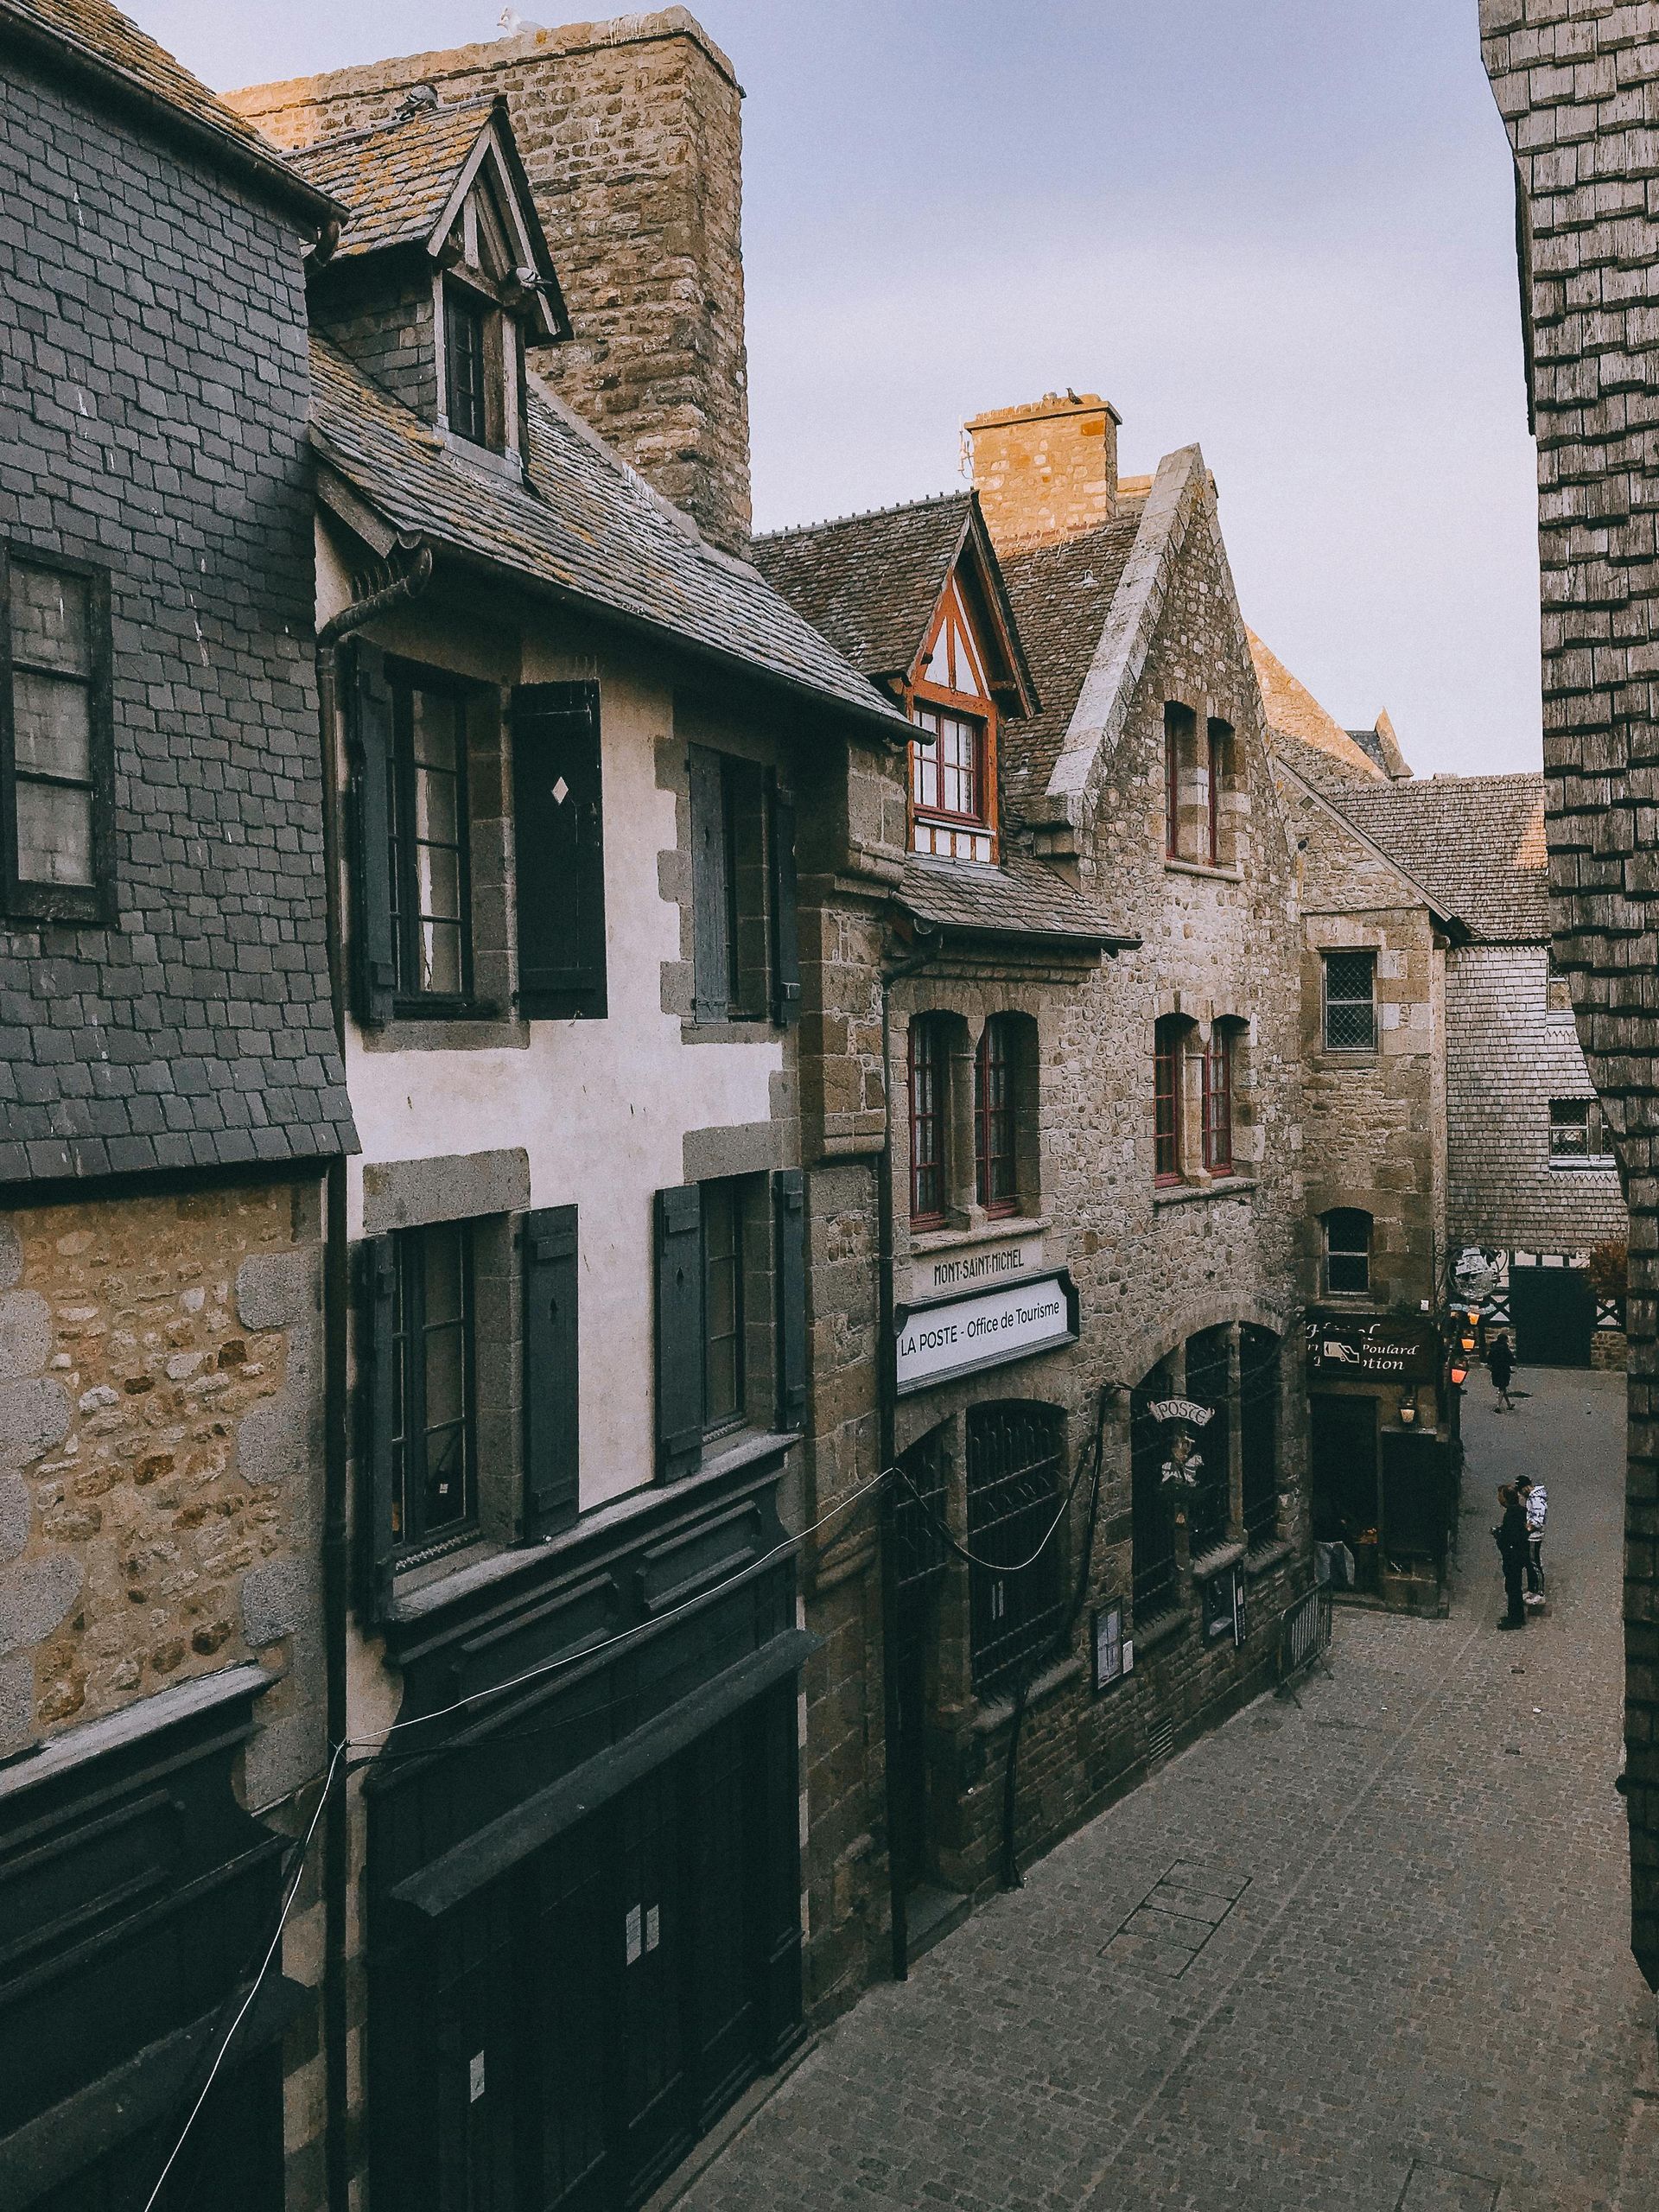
[[1517, 1474, 1548, 1605], [1495, 1484, 1529, 1628], [1488, 1332, 1516, 1411]]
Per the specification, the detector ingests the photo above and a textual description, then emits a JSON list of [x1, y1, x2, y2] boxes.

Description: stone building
[[1480, 0, 1659, 1993], [0, 4, 353, 2207], [755, 390, 1313, 2016]]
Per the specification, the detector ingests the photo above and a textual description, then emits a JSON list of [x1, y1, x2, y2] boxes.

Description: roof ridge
[[291, 90, 498, 158], [753, 488, 972, 543]]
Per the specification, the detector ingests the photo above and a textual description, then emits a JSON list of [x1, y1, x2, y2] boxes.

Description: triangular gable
[[908, 505, 1037, 717]]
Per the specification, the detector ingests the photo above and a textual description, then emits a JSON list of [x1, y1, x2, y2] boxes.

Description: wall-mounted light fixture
[[1398, 1395, 1417, 1427]]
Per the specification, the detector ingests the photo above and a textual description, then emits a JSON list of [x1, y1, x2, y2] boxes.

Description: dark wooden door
[[614, 1767, 692, 2203], [1509, 1263, 1594, 1366], [528, 1829, 610, 2212], [687, 1713, 763, 2127]]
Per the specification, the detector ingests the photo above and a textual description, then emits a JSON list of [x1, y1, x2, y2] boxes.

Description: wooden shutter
[[688, 746, 729, 1023], [523, 1205, 579, 1539], [769, 775, 801, 1027], [773, 1168, 807, 1433], [359, 1236, 398, 1618], [512, 682, 607, 1018], [347, 641, 397, 1027], [655, 1185, 704, 1480]]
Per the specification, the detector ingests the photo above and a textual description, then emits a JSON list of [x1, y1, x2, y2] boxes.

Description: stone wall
[[1479, 0, 1659, 1989], [227, 9, 753, 553], [1446, 943, 1625, 1254]]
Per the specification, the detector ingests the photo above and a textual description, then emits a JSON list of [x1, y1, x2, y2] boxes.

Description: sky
[[146, 1, 1541, 776]]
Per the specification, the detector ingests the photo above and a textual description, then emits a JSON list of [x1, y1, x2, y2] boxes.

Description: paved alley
[[674, 1368, 1658, 2211]]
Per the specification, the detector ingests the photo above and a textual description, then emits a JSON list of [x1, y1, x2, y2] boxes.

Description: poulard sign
[[1305, 1315, 1440, 1381], [895, 1271, 1079, 1396]]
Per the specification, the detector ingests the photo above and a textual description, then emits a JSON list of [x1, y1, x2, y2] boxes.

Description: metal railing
[[1279, 1580, 1333, 1685]]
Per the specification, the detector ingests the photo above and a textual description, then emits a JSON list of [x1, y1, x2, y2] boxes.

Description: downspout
[[314, 539, 432, 2212], [876, 915, 942, 1984]]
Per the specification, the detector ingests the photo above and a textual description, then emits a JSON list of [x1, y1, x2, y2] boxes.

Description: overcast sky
[[148, 1, 1539, 775]]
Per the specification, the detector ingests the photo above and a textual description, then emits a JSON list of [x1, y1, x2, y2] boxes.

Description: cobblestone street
[[676, 1368, 1659, 2211]]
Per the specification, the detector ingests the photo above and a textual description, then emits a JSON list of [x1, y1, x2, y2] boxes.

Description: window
[[912, 704, 986, 826], [1322, 950, 1376, 1050], [389, 1222, 476, 1557], [444, 283, 490, 447], [1205, 719, 1230, 866], [0, 546, 111, 918], [1323, 1208, 1372, 1297], [1154, 1016, 1185, 1183], [1549, 1098, 1611, 1160], [1545, 956, 1573, 1018], [975, 1017, 1019, 1216], [909, 1016, 948, 1227], [1131, 1358, 1179, 1623], [1184, 1327, 1232, 1558], [1201, 1027, 1234, 1174], [966, 1402, 1066, 1694], [689, 747, 798, 1025], [1240, 1325, 1281, 1546], [701, 1178, 745, 1437], [1164, 703, 1192, 860], [389, 671, 471, 1003]]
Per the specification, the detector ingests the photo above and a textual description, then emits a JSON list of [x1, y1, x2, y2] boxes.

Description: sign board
[[1145, 1397, 1215, 1429], [908, 1230, 1046, 1310], [894, 1271, 1077, 1396], [1202, 1565, 1246, 1647], [1305, 1315, 1440, 1382], [1092, 1601, 1134, 1691]]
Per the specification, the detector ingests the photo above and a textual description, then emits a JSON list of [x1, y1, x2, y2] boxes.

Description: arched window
[[966, 1402, 1066, 1692], [1154, 1016, 1185, 1184], [1131, 1357, 1179, 1621], [1240, 1325, 1281, 1545], [909, 1015, 949, 1227], [1201, 1026, 1235, 1174], [975, 1016, 1019, 1216], [1323, 1209, 1372, 1296], [1184, 1326, 1232, 1558]]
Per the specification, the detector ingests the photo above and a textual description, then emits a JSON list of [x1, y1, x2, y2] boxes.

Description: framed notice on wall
[[1092, 1601, 1133, 1691]]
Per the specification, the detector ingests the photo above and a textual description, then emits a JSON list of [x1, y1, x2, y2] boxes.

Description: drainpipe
[[313, 540, 432, 2212], [876, 916, 942, 1984]]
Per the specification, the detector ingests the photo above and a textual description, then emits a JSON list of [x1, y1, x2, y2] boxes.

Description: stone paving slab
[[677, 1369, 1658, 2211]]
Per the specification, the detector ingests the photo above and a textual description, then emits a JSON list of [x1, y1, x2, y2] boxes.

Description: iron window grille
[[1154, 1018, 1184, 1183], [390, 1221, 477, 1557], [966, 1403, 1066, 1694], [975, 1017, 1019, 1215], [1240, 1325, 1281, 1546], [1323, 1208, 1372, 1296], [444, 284, 490, 447], [1548, 1098, 1610, 1160], [892, 1427, 950, 1594], [1130, 1360, 1179, 1622], [1184, 1327, 1232, 1558], [388, 669, 472, 1005], [701, 1178, 746, 1437], [0, 544, 112, 921], [1201, 1028, 1234, 1174], [1322, 950, 1376, 1050], [909, 1016, 948, 1226]]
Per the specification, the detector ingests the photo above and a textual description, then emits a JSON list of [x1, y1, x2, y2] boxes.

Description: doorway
[[1310, 1392, 1380, 1592], [1508, 1262, 1594, 1367]]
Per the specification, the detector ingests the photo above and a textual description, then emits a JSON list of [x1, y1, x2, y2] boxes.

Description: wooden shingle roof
[[1325, 773, 1550, 944]]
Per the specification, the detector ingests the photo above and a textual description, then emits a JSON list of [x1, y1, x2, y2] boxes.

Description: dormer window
[[909, 574, 998, 864], [443, 284, 490, 447]]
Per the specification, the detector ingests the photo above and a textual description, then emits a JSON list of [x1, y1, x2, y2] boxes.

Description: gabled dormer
[[292, 90, 569, 479]]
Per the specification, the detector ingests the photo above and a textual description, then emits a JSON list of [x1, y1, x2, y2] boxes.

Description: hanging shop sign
[[1092, 1600, 1134, 1691], [907, 1230, 1046, 1309], [1146, 1397, 1215, 1491], [894, 1270, 1078, 1395], [1304, 1315, 1440, 1382]]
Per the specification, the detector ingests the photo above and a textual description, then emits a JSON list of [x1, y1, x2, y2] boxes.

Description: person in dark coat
[[1488, 1332, 1516, 1411], [1495, 1484, 1529, 1628]]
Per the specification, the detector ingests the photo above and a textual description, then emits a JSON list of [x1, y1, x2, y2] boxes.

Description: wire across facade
[[966, 1402, 1067, 1694]]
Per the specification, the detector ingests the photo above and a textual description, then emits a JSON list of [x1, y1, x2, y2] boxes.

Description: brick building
[[1479, 0, 1659, 1993], [0, 4, 354, 2206]]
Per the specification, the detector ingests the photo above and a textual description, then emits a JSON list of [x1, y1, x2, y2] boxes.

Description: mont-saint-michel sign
[[894, 1269, 1078, 1395], [907, 1230, 1046, 1307]]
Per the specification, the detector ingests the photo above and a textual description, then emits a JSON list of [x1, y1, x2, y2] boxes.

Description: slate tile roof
[[1269, 728, 1378, 801], [1344, 726, 1391, 774], [1326, 773, 1549, 944], [749, 494, 975, 680], [308, 340, 909, 740], [995, 505, 1147, 816], [288, 96, 497, 258], [900, 855, 1134, 950]]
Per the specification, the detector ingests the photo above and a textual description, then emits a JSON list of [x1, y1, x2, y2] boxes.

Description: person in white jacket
[[1516, 1476, 1547, 1605]]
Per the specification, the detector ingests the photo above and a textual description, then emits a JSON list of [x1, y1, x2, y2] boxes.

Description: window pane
[[421, 918, 464, 998], [15, 779, 93, 885], [12, 563, 90, 674], [411, 690, 460, 773], [13, 669, 92, 779], [702, 1180, 744, 1432]]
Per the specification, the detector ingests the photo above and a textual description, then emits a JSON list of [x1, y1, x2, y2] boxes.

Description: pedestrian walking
[[1517, 1474, 1547, 1605], [1494, 1483, 1529, 1629], [1488, 1332, 1516, 1410]]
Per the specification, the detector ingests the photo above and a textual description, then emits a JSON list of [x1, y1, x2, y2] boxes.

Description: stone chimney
[[964, 391, 1121, 553], [227, 9, 753, 554]]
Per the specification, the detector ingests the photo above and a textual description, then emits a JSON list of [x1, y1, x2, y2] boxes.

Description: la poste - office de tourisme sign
[[894, 1270, 1079, 1395]]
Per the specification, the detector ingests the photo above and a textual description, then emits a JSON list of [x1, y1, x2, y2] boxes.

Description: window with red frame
[[1201, 1027, 1234, 1173], [912, 704, 986, 823], [1164, 707, 1185, 859], [1154, 1018, 1184, 1183], [975, 1017, 1018, 1215], [1205, 719, 1230, 865], [909, 1016, 948, 1225]]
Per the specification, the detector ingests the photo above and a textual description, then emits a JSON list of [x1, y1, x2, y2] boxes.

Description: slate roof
[[0, 0, 336, 213], [1269, 728, 1378, 801], [995, 505, 1147, 816], [309, 340, 910, 741], [900, 856, 1135, 951], [750, 495, 976, 680], [1345, 727, 1390, 774], [1325, 773, 1549, 943], [288, 97, 497, 258]]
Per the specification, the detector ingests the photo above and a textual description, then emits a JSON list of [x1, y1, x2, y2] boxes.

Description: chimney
[[964, 391, 1121, 554], [227, 9, 753, 554]]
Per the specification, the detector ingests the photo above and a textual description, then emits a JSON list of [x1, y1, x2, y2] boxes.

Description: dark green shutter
[[512, 683, 607, 1018], [769, 775, 801, 1027], [523, 1205, 579, 1538], [773, 1168, 807, 1433], [359, 1236, 398, 1618], [688, 746, 729, 1022], [655, 1184, 704, 1479], [347, 641, 397, 1027]]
